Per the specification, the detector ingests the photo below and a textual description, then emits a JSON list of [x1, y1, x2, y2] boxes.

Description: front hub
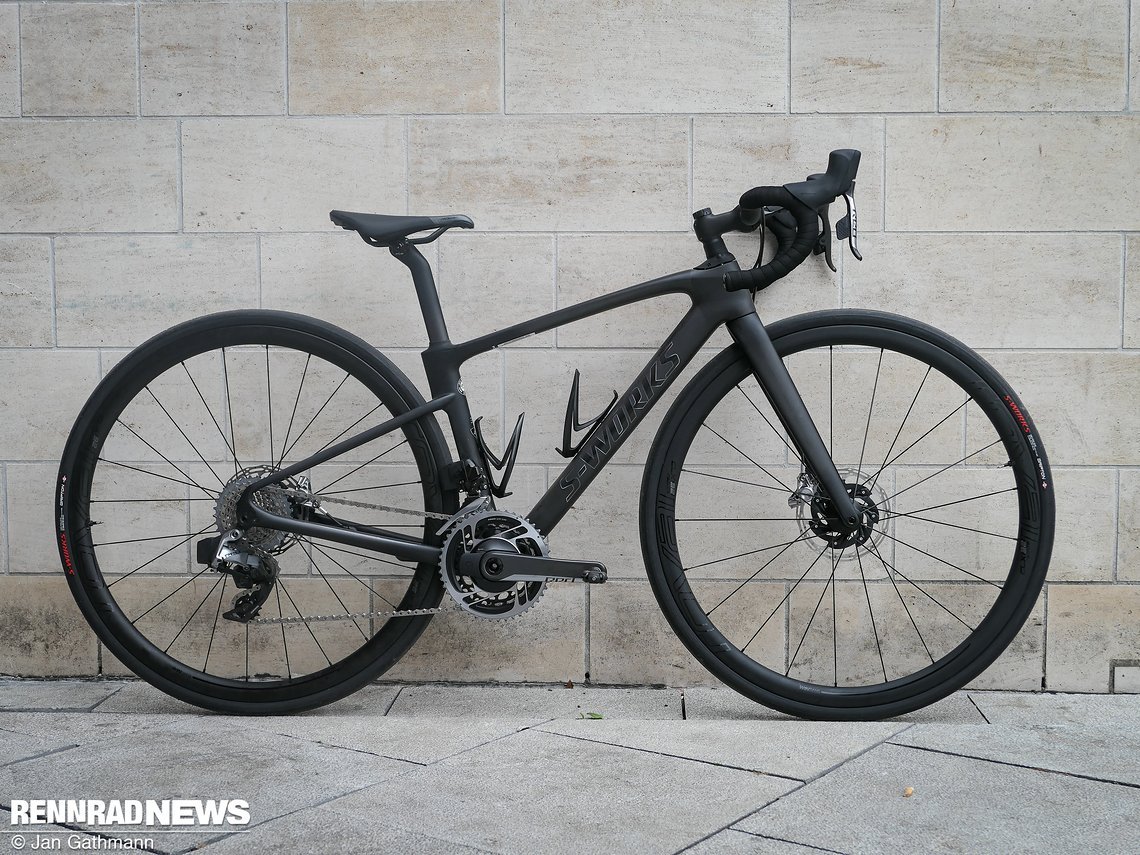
[[794, 470, 890, 556]]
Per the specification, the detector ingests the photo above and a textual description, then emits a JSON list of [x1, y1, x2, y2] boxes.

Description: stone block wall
[[0, 1, 1135, 692]]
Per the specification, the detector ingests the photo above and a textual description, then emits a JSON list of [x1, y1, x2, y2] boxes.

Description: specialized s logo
[[559, 343, 682, 500]]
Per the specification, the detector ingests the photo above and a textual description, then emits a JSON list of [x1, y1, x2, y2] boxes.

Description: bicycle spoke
[[677, 517, 800, 522], [280, 372, 351, 462], [787, 548, 842, 677], [310, 549, 370, 640], [898, 487, 1017, 517], [742, 547, 828, 652], [309, 541, 401, 610], [878, 545, 936, 667], [203, 574, 227, 674], [276, 576, 332, 668], [107, 523, 216, 587], [857, 349, 883, 476], [882, 510, 1016, 540], [866, 366, 931, 493], [681, 468, 788, 494], [700, 423, 790, 491], [142, 387, 227, 489], [276, 353, 312, 468], [265, 345, 275, 463], [164, 573, 224, 655], [98, 458, 219, 497], [685, 534, 811, 573], [130, 564, 212, 622], [704, 531, 815, 614], [878, 438, 1004, 505], [221, 348, 241, 474], [879, 529, 1003, 588], [274, 582, 291, 679], [736, 384, 801, 464], [181, 360, 239, 466], [856, 548, 888, 683], [299, 400, 388, 466], [868, 543, 974, 631], [865, 398, 971, 486], [313, 438, 409, 495]]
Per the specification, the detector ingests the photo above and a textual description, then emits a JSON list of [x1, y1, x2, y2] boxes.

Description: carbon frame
[[244, 241, 859, 563]]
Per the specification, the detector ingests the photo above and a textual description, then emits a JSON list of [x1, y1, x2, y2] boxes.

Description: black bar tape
[[723, 187, 818, 292]]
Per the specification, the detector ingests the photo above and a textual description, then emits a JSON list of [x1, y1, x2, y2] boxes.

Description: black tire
[[641, 310, 1053, 720], [56, 310, 457, 714]]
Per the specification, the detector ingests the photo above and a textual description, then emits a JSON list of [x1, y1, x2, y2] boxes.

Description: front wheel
[[641, 310, 1053, 720], [57, 310, 457, 713]]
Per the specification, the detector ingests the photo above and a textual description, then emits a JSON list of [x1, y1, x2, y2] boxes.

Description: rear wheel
[[57, 310, 456, 713], [641, 310, 1053, 720]]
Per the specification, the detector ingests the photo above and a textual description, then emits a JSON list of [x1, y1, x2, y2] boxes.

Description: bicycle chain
[[247, 492, 561, 625]]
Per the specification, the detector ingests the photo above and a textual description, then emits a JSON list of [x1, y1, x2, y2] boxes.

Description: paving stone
[[684, 687, 986, 724], [409, 116, 689, 232], [0, 729, 75, 767], [886, 116, 1140, 231], [0, 718, 415, 851], [891, 722, 1140, 787], [0, 121, 179, 232], [20, 2, 136, 116], [791, 0, 936, 112], [0, 711, 175, 748], [327, 728, 796, 855], [968, 690, 1140, 727], [540, 719, 902, 780], [1045, 584, 1140, 692], [0, 680, 124, 712], [506, 0, 786, 113], [0, 808, 92, 855], [289, 0, 500, 114], [194, 804, 490, 854], [982, 351, 1140, 466], [55, 235, 259, 347], [385, 583, 585, 683], [734, 742, 1140, 853], [182, 117, 405, 232], [0, 237, 51, 347], [438, 233, 555, 346], [0, 6, 17, 116], [1127, 235, 1140, 348], [386, 684, 682, 720], [239, 715, 537, 765], [687, 830, 825, 855], [939, 0, 1127, 110], [694, 116, 884, 231], [843, 233, 1123, 349], [141, 1, 285, 116], [1122, 466, 1140, 582], [0, 578, 98, 677], [93, 680, 400, 716]]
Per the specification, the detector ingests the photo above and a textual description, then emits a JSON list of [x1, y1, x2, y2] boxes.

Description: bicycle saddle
[[329, 210, 474, 247]]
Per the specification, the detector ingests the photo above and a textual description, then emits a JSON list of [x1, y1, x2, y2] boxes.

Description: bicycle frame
[[242, 242, 861, 562]]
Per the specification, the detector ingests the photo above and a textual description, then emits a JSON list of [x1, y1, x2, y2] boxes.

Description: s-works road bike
[[56, 150, 1054, 719]]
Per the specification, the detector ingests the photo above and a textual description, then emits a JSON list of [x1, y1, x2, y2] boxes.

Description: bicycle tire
[[57, 310, 457, 714], [641, 309, 1053, 720]]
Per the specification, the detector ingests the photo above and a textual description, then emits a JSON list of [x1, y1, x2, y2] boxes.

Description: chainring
[[439, 509, 548, 619]]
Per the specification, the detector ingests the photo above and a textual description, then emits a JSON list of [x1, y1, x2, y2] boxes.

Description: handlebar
[[722, 149, 861, 292]]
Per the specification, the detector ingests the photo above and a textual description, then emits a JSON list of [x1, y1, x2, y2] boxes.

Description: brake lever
[[835, 181, 862, 261], [813, 206, 837, 272]]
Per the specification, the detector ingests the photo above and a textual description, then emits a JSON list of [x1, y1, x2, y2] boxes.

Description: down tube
[[528, 308, 717, 535]]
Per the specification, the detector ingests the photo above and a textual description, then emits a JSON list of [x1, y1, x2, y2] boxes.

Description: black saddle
[[330, 210, 474, 247]]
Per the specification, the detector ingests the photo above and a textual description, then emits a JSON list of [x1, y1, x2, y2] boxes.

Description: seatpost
[[390, 241, 450, 344]]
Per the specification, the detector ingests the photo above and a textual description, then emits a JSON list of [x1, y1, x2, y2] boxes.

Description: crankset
[[459, 551, 608, 584]]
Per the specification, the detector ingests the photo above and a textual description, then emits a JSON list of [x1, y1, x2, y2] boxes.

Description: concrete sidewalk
[[0, 680, 1137, 854]]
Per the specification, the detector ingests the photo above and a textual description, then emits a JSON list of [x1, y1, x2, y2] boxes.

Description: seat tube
[[726, 312, 861, 528], [390, 242, 449, 344]]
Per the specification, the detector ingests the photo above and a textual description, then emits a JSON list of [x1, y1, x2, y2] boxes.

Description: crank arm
[[459, 551, 608, 584]]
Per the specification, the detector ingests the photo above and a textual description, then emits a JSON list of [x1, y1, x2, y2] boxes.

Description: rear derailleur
[[196, 529, 278, 623]]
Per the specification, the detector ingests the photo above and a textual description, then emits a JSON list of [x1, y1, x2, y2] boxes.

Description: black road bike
[[56, 150, 1054, 719]]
